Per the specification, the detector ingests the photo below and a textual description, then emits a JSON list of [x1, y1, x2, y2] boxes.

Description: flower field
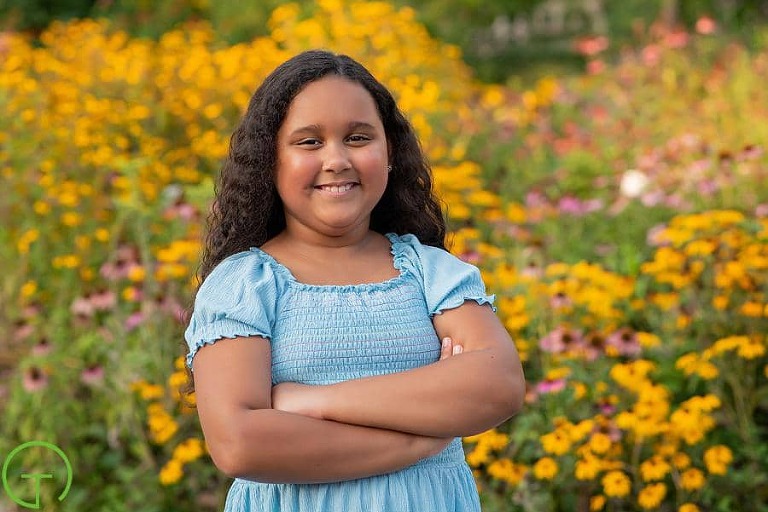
[[1, 1, 767, 511]]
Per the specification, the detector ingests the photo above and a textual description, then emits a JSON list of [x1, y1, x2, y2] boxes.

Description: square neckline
[[248, 233, 408, 291]]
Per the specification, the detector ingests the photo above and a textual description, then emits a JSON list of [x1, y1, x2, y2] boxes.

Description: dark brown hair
[[198, 49, 446, 284]]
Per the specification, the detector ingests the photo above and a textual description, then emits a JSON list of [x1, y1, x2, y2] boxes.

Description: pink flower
[[606, 328, 642, 357], [459, 251, 481, 264], [664, 29, 689, 49], [582, 331, 607, 361], [596, 398, 616, 416], [536, 378, 566, 394], [587, 59, 605, 75], [695, 16, 717, 35], [100, 245, 140, 281], [32, 338, 51, 357], [14, 320, 34, 340], [739, 144, 763, 160], [71, 296, 95, 317], [521, 263, 543, 279], [81, 365, 105, 386], [641, 44, 661, 66], [574, 35, 609, 57], [525, 190, 548, 208], [23, 367, 48, 392], [90, 290, 117, 311], [697, 179, 718, 196], [164, 202, 199, 221], [755, 204, 768, 218], [540, 326, 584, 354], [557, 196, 583, 214], [550, 292, 572, 309], [125, 312, 145, 331], [646, 224, 669, 247]]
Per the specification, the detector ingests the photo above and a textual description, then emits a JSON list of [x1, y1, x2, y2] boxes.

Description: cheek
[[277, 152, 317, 181], [359, 145, 389, 170]]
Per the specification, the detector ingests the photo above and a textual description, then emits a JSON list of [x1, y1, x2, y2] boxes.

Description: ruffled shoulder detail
[[386, 232, 419, 277], [183, 251, 279, 369], [386, 233, 495, 316]]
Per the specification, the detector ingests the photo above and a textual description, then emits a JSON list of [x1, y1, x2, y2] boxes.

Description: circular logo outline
[[2, 441, 73, 509]]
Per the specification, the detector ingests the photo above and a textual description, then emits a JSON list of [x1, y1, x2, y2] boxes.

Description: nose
[[322, 142, 351, 173]]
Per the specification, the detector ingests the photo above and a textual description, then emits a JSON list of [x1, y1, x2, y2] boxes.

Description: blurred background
[[1, 1, 767, 511]]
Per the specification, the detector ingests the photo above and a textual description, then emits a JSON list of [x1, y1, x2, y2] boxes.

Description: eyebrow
[[289, 121, 378, 136]]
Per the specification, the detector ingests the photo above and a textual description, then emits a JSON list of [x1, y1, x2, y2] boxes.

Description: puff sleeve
[[184, 251, 278, 369], [394, 233, 495, 316]]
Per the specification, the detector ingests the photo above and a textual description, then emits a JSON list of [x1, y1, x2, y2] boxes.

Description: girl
[[185, 49, 525, 512]]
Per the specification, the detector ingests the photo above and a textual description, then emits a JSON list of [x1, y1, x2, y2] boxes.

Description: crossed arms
[[191, 301, 525, 484]]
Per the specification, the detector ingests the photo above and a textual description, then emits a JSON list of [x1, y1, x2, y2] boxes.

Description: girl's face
[[275, 76, 389, 241]]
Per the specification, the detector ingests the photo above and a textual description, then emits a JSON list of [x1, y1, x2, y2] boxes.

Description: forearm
[[317, 349, 524, 437], [213, 408, 444, 484]]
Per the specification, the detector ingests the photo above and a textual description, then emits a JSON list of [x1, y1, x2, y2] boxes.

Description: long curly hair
[[198, 49, 446, 285]]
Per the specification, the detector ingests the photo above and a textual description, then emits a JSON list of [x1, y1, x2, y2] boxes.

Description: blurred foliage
[[2, 0, 768, 82]]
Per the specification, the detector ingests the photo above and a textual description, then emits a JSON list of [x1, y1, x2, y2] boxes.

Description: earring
[[386, 165, 393, 173]]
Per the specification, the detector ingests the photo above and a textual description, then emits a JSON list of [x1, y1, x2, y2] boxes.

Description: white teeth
[[320, 183, 355, 193]]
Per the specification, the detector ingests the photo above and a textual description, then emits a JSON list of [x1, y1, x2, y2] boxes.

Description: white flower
[[620, 169, 649, 198]]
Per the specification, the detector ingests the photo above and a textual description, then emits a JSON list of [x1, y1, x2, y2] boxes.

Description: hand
[[271, 382, 325, 419], [439, 337, 463, 361]]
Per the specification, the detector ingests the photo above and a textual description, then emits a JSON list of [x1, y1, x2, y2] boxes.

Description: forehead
[[281, 76, 382, 129]]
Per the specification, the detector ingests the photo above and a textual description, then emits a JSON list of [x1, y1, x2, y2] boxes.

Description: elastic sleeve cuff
[[431, 287, 496, 316], [185, 319, 270, 369]]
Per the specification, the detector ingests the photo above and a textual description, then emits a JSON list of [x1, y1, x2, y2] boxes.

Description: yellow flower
[[737, 337, 765, 359], [541, 430, 572, 456], [740, 301, 764, 317], [602, 470, 631, 497], [588, 432, 612, 455], [172, 438, 205, 463], [637, 332, 661, 348], [168, 370, 189, 390], [128, 265, 146, 282], [465, 443, 490, 467], [17, 229, 39, 255], [533, 457, 558, 480], [672, 452, 691, 470], [159, 459, 183, 485], [680, 468, 705, 491], [20, 280, 37, 299], [640, 455, 671, 481], [704, 445, 733, 475], [679, 504, 701, 512], [572, 382, 587, 400], [52, 254, 81, 269], [590, 495, 606, 511], [638, 482, 667, 509], [575, 454, 602, 480], [712, 295, 729, 310], [487, 458, 527, 486], [132, 381, 164, 400]]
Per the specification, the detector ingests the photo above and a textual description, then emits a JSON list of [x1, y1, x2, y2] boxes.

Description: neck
[[277, 222, 375, 253]]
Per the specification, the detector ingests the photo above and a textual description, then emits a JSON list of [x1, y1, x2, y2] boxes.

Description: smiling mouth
[[314, 183, 358, 194]]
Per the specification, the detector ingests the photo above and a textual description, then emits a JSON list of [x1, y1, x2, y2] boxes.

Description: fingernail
[[442, 337, 451, 347], [453, 345, 462, 355]]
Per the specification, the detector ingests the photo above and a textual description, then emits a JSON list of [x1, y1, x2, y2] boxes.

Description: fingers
[[439, 337, 463, 361], [440, 337, 452, 360]]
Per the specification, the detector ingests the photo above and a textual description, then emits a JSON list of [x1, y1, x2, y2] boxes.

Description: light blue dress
[[184, 233, 494, 512]]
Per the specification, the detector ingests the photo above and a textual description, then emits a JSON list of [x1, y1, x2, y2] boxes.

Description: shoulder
[[389, 232, 494, 316], [387, 232, 474, 273], [197, 249, 282, 300]]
